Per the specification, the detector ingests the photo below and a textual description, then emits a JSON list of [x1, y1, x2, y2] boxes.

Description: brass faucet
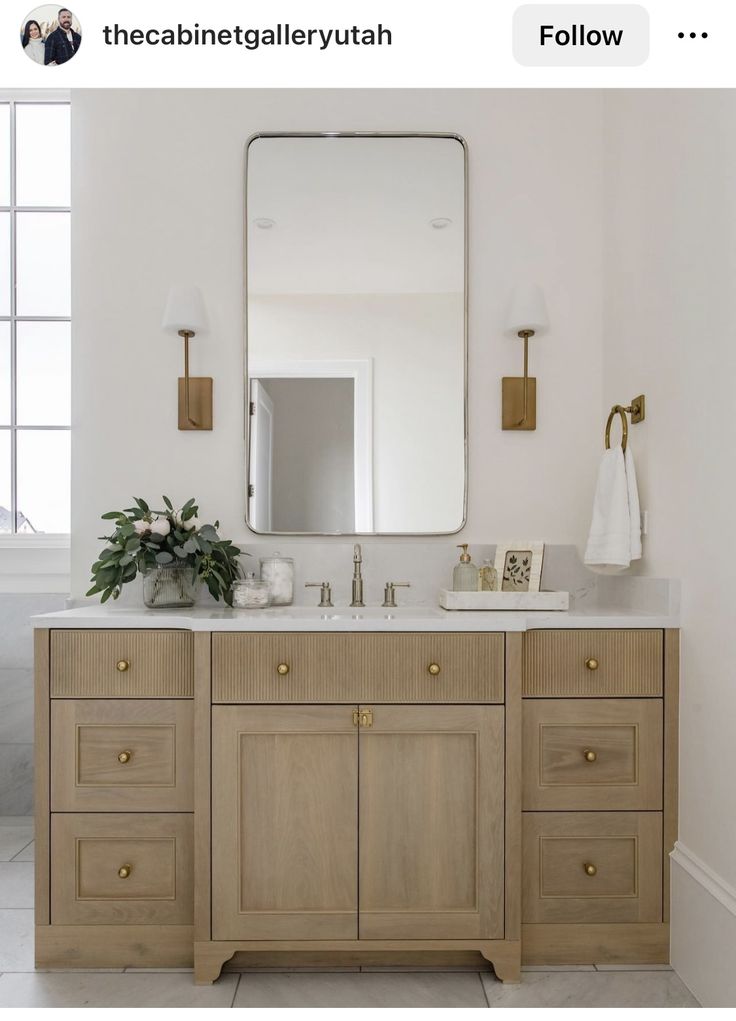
[[350, 544, 364, 607]]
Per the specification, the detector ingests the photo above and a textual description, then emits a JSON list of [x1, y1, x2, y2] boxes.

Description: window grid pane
[[0, 431, 9, 533], [3, 100, 71, 535], [16, 321, 71, 426], [16, 211, 71, 317], [15, 104, 71, 207], [0, 322, 9, 424], [0, 104, 9, 206]]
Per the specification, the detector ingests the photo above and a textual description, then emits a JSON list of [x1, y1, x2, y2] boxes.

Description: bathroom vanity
[[32, 608, 678, 983]]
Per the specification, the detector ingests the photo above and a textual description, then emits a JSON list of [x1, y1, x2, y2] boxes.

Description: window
[[0, 99, 71, 536]]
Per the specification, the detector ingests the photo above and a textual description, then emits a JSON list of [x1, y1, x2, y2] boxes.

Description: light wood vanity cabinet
[[520, 629, 678, 966], [211, 704, 504, 943], [35, 624, 678, 979], [35, 630, 196, 971]]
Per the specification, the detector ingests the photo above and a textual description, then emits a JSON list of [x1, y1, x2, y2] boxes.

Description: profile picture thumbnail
[[20, 6, 82, 65]]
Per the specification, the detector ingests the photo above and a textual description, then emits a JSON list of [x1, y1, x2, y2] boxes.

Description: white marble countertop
[[32, 603, 679, 632]]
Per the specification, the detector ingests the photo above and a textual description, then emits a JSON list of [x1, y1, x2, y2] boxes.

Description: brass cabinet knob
[[583, 862, 597, 877], [118, 864, 132, 879], [117, 750, 132, 764], [428, 663, 441, 676], [583, 748, 597, 763], [116, 660, 130, 673], [276, 663, 290, 676], [585, 658, 599, 671]]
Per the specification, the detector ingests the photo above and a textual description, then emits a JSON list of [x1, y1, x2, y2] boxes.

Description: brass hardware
[[352, 709, 360, 727], [583, 748, 597, 762], [605, 395, 646, 452], [118, 864, 132, 879], [585, 658, 599, 671], [502, 329, 537, 430], [116, 660, 130, 673], [305, 581, 333, 608], [117, 750, 132, 764], [428, 663, 441, 676], [360, 708, 374, 728], [177, 329, 213, 431], [583, 862, 597, 877], [276, 663, 290, 676], [382, 581, 410, 608], [350, 544, 364, 607]]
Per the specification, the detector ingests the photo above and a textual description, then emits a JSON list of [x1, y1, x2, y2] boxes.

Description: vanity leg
[[194, 944, 236, 985], [481, 941, 521, 984]]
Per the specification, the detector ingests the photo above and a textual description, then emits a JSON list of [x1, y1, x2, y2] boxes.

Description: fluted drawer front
[[522, 812, 662, 924], [51, 700, 194, 811], [51, 813, 193, 925], [522, 699, 663, 810], [212, 633, 504, 703], [523, 630, 662, 697], [51, 630, 193, 698]]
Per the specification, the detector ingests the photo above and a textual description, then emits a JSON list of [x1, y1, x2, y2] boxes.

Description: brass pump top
[[457, 544, 471, 563]]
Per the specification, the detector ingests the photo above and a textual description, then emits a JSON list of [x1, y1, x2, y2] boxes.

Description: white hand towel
[[625, 445, 642, 562], [584, 447, 632, 568]]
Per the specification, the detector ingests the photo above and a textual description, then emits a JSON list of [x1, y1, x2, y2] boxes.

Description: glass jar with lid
[[232, 572, 271, 609], [259, 553, 294, 606]]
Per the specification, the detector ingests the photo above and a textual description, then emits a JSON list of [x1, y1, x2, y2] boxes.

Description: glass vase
[[142, 564, 197, 608]]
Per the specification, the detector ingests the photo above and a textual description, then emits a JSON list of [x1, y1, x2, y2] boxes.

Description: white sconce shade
[[504, 282, 549, 337], [162, 284, 209, 336]]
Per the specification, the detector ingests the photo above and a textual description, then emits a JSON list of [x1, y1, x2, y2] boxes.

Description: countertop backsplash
[[72, 542, 678, 618]]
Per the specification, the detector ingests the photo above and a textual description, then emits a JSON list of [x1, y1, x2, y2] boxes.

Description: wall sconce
[[162, 284, 213, 431], [502, 282, 549, 431]]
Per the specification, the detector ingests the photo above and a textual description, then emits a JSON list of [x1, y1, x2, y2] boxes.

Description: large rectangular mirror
[[245, 133, 467, 535]]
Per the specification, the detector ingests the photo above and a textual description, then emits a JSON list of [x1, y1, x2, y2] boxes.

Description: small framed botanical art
[[493, 541, 545, 593]]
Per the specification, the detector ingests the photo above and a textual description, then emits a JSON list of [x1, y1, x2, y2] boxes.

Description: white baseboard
[[671, 841, 736, 1007]]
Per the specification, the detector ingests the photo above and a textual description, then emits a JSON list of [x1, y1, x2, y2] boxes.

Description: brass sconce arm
[[518, 328, 534, 426], [173, 329, 213, 431], [162, 284, 213, 431], [179, 329, 197, 427], [502, 328, 537, 431]]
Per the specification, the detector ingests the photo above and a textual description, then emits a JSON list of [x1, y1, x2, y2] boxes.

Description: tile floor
[[0, 816, 701, 1009]]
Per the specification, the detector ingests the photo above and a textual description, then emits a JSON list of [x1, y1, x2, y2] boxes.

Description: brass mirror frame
[[243, 131, 469, 536]]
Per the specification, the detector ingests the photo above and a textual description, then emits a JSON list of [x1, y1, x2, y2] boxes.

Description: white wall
[[70, 89, 605, 597], [604, 90, 736, 1007]]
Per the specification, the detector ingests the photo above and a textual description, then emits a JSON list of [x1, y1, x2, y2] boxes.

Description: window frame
[[0, 91, 71, 547]]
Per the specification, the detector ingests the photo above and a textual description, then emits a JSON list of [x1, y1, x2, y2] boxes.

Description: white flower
[[150, 516, 171, 537], [133, 519, 150, 535], [174, 509, 198, 531]]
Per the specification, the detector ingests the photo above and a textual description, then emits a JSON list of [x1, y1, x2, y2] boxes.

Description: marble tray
[[439, 589, 570, 611]]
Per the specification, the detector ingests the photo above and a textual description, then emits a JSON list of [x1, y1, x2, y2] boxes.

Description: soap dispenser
[[453, 544, 479, 592]]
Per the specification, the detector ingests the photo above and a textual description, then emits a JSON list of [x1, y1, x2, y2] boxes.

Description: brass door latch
[[352, 708, 374, 728]]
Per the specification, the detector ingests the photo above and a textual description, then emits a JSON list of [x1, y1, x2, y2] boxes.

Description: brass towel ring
[[605, 405, 629, 452]]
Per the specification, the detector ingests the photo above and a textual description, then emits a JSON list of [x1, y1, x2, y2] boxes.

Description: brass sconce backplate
[[502, 376, 537, 430], [178, 377, 213, 430]]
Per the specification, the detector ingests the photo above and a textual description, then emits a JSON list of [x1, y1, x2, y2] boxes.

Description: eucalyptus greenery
[[87, 497, 244, 605]]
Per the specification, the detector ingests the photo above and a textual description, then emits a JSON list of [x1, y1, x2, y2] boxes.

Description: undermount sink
[[255, 605, 444, 621]]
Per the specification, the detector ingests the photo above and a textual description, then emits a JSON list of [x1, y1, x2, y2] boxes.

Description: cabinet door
[[212, 705, 358, 940], [359, 705, 504, 939]]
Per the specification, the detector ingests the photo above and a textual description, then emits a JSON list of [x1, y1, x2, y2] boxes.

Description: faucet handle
[[305, 582, 333, 608], [382, 582, 411, 608]]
